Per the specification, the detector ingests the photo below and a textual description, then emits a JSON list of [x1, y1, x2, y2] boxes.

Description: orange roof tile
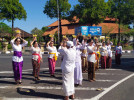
[[47, 17, 116, 27]]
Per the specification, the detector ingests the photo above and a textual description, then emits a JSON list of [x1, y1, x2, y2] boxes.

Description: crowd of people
[[10, 30, 122, 100]]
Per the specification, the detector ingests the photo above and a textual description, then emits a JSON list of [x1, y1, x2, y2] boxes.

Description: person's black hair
[[33, 41, 38, 46], [14, 37, 22, 44], [87, 39, 92, 43]]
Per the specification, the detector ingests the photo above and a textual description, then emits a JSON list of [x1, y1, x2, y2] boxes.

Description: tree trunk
[[12, 17, 14, 37], [59, 19, 62, 42], [118, 19, 121, 42]]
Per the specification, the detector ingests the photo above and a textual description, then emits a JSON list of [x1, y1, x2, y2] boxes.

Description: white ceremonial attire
[[87, 45, 96, 63], [31, 46, 42, 61], [115, 46, 122, 54], [80, 42, 88, 57], [74, 45, 83, 85], [100, 46, 107, 69], [115, 46, 122, 65], [106, 45, 112, 57], [11, 39, 28, 81], [100, 46, 108, 56], [46, 46, 58, 58], [58, 48, 76, 96], [11, 39, 28, 62], [73, 38, 79, 46]]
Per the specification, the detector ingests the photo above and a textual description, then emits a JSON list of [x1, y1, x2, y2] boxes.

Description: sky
[[2, 0, 79, 33]]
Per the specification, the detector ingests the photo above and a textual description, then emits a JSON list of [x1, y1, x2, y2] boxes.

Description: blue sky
[[2, 0, 79, 33]]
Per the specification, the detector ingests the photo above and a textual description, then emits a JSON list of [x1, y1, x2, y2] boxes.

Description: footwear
[[89, 80, 93, 82], [37, 77, 40, 80], [69, 94, 75, 99], [75, 84, 79, 87], [93, 79, 96, 81], [19, 81, 22, 84], [15, 81, 19, 85], [51, 75, 56, 77], [64, 96, 69, 100], [34, 77, 37, 81]]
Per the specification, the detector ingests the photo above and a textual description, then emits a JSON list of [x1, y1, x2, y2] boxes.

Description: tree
[[0, 0, 27, 36], [0, 22, 12, 34], [43, 0, 71, 42], [108, 0, 134, 42], [41, 26, 49, 32], [68, 0, 110, 26], [31, 27, 44, 42]]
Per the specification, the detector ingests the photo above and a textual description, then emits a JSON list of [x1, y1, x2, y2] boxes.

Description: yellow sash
[[49, 52, 57, 61], [96, 51, 101, 59]]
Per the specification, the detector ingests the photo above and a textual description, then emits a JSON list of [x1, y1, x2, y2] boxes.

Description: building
[[43, 17, 122, 38]]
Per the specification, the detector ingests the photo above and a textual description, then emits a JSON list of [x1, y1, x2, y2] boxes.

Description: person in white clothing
[[58, 41, 76, 100], [46, 40, 58, 77], [115, 42, 122, 65], [100, 42, 108, 69], [11, 33, 28, 84], [87, 39, 96, 82], [31, 37, 42, 81], [81, 38, 88, 73], [74, 41, 83, 86], [106, 41, 113, 68]]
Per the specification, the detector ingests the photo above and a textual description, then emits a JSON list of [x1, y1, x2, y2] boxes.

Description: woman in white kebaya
[[100, 42, 108, 69], [115, 42, 122, 65], [31, 37, 42, 81], [46, 40, 58, 77], [106, 41, 113, 68], [11, 33, 28, 84]]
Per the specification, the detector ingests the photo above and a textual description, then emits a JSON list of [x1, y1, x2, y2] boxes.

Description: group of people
[[11, 30, 122, 100]]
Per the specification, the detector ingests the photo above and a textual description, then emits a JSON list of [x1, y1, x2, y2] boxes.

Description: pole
[[57, 0, 60, 44]]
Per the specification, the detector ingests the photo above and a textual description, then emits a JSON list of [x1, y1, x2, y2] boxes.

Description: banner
[[75, 26, 102, 36]]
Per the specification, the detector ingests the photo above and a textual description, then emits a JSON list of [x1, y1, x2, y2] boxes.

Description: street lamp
[[57, 0, 60, 44]]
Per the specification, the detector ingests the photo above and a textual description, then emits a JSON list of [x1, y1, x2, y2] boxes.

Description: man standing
[[58, 41, 76, 100], [87, 39, 96, 82]]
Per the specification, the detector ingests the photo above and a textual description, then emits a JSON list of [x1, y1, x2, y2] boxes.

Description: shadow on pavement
[[17, 87, 64, 99]]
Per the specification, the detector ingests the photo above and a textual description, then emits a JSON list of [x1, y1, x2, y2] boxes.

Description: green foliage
[[43, 0, 71, 19], [31, 27, 44, 42], [111, 38, 118, 46], [0, 22, 12, 34], [68, 0, 110, 25], [8, 43, 12, 50], [0, 0, 27, 34], [25, 38, 32, 47], [54, 31, 58, 43], [0, 0, 27, 21], [109, 0, 134, 25], [123, 45, 133, 50], [43, 0, 71, 42], [41, 26, 49, 32]]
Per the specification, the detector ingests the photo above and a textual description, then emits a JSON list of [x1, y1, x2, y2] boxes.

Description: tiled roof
[[47, 17, 117, 27], [0, 28, 33, 38], [43, 17, 125, 36], [14, 27, 32, 38], [44, 23, 120, 36]]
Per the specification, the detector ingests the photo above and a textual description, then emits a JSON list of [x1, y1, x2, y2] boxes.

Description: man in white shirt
[[58, 41, 76, 100], [87, 39, 96, 82]]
